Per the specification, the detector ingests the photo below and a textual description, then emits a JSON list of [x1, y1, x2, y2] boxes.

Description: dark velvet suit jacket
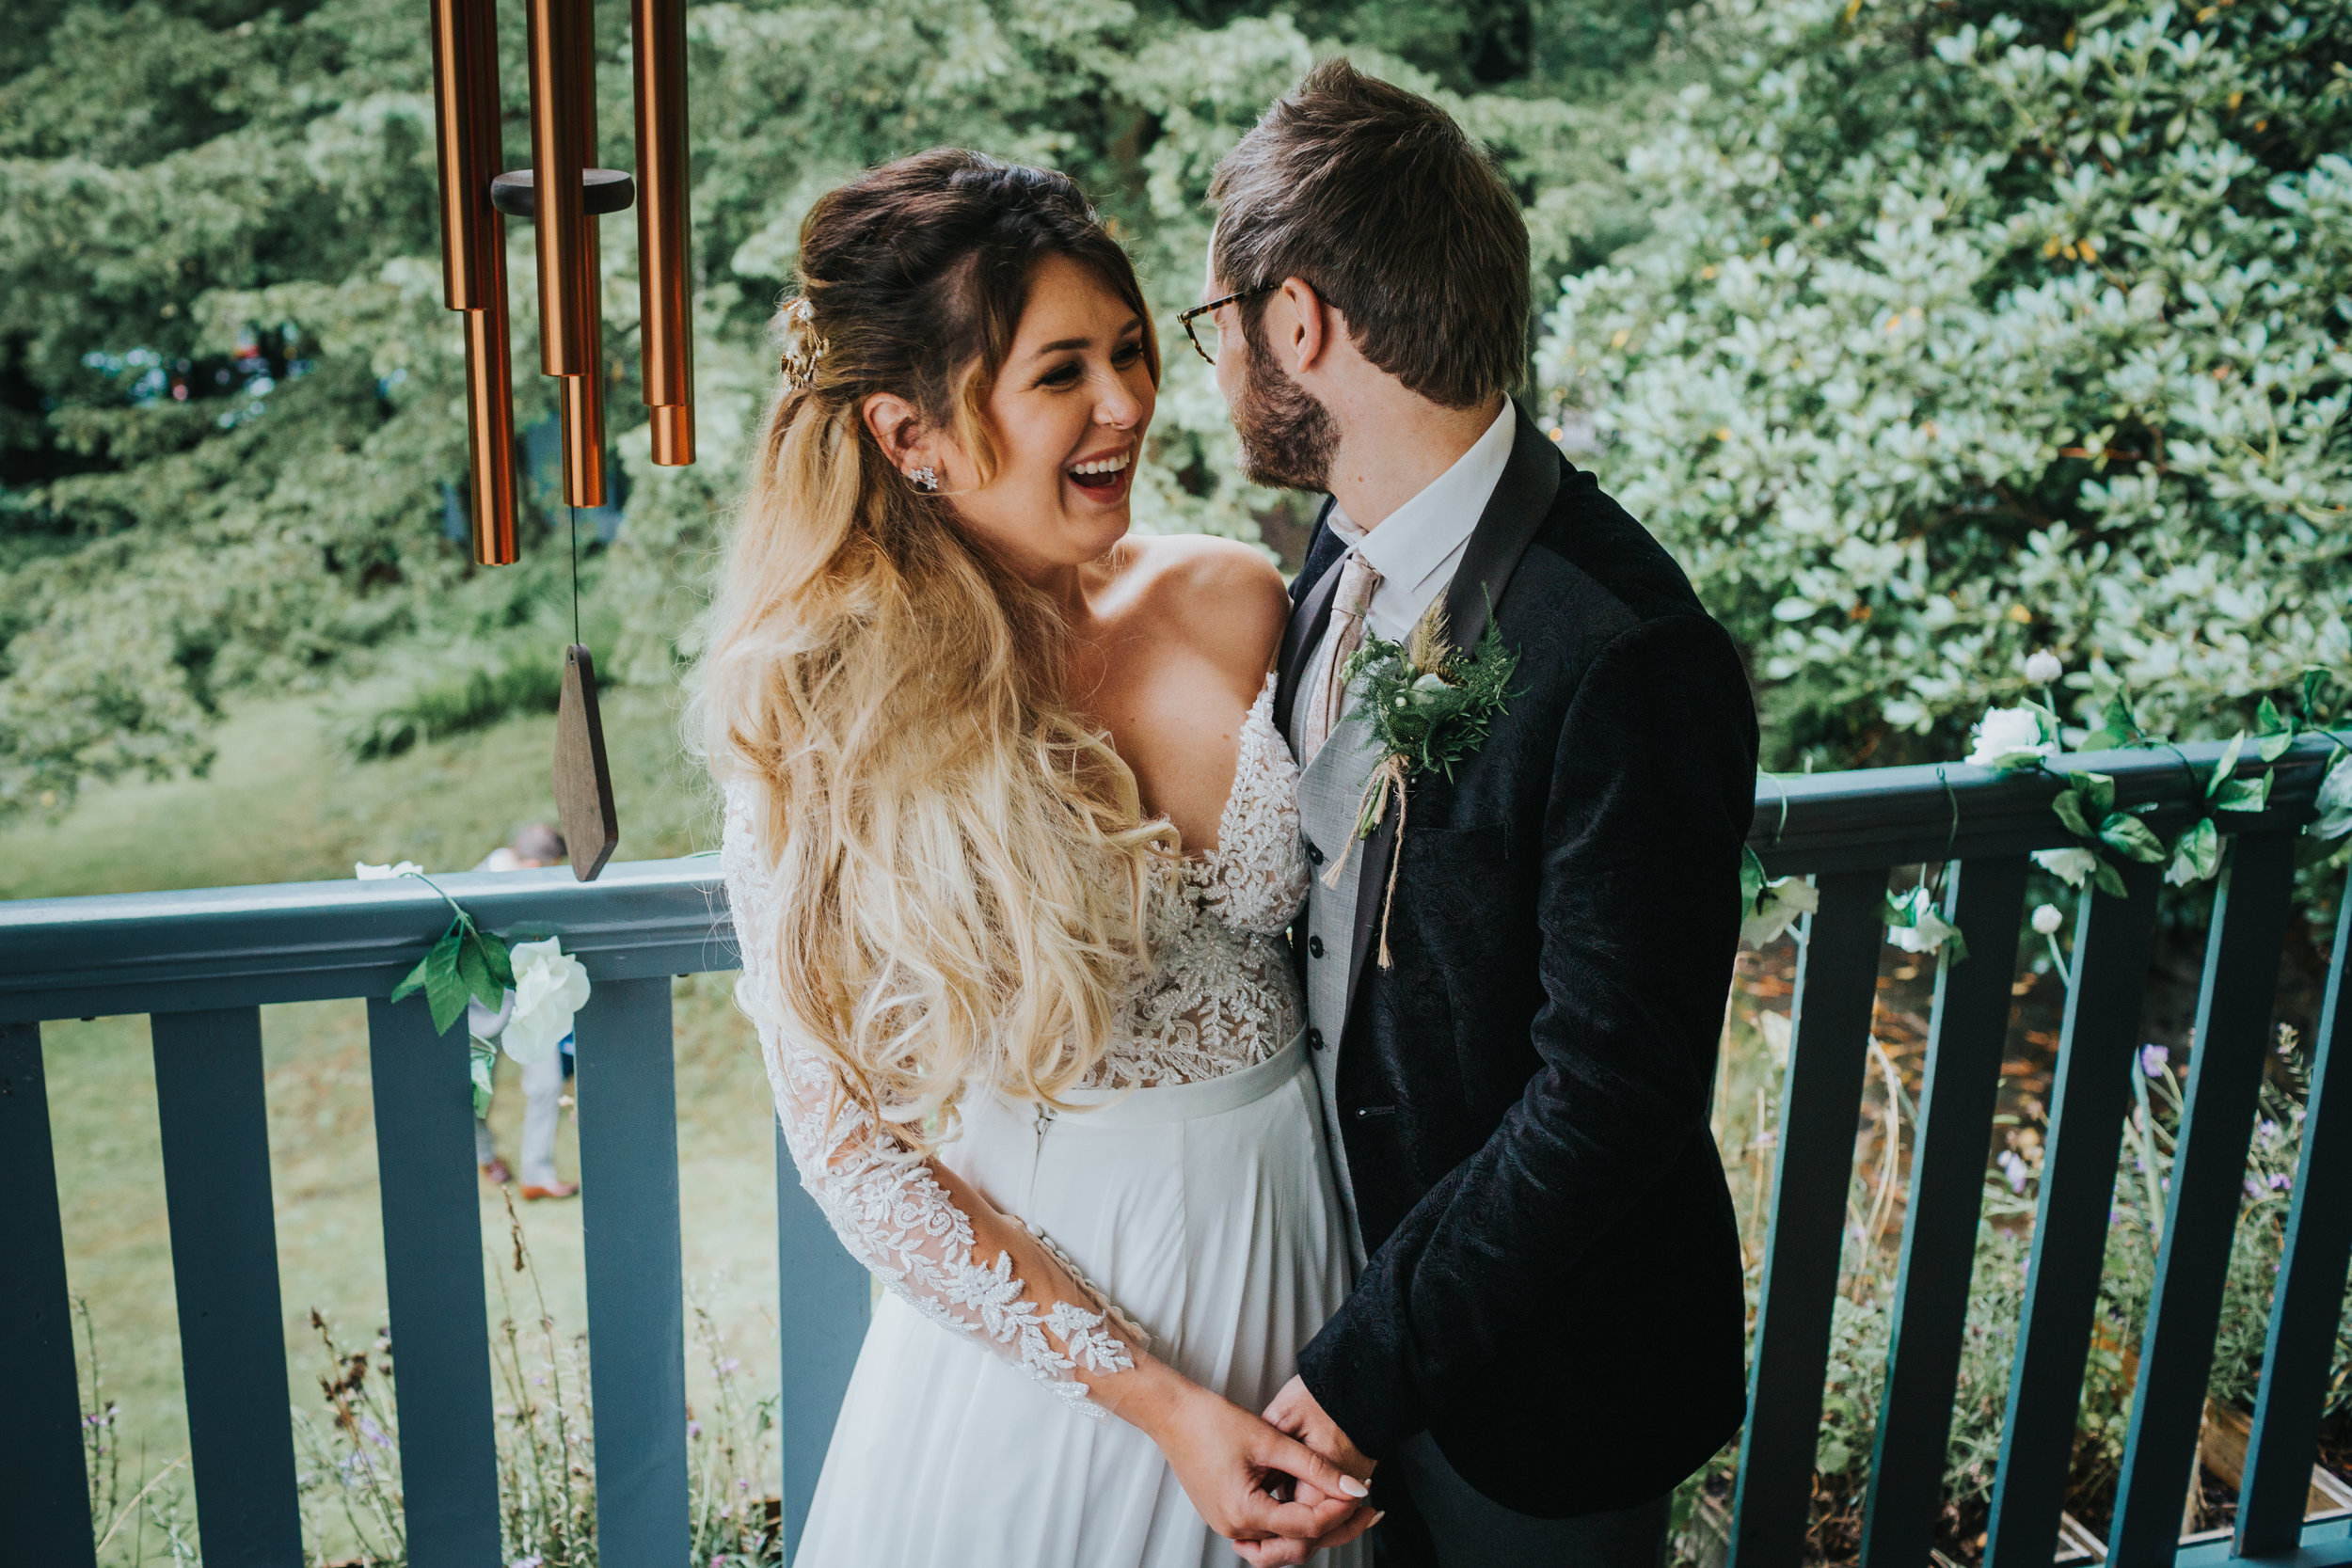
[[1275, 404, 1756, 1521]]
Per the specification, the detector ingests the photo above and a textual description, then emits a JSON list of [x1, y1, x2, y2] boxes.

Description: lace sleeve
[[720, 783, 1143, 1418]]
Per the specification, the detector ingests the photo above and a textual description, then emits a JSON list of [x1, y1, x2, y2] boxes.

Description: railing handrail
[[0, 855, 738, 1025], [1749, 731, 2344, 874], [2, 731, 2339, 1026]]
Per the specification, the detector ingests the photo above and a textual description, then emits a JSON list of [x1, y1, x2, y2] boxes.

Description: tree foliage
[[1540, 0, 2352, 767], [0, 0, 1665, 818]]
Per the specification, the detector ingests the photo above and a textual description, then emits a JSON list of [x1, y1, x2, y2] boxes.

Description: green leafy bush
[[1541, 0, 2352, 768]]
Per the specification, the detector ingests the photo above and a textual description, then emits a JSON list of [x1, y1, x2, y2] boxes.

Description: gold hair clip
[[778, 297, 828, 391]]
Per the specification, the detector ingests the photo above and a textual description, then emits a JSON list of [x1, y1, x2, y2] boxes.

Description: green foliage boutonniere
[[1321, 597, 1518, 968]]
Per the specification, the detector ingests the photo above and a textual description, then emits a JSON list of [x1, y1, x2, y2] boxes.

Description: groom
[[1200, 61, 1757, 1568]]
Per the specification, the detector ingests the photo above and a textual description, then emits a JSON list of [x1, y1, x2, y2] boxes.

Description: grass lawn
[[10, 689, 791, 1560]]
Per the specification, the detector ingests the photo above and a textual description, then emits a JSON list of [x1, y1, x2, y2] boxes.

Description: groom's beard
[[1232, 329, 1340, 494]]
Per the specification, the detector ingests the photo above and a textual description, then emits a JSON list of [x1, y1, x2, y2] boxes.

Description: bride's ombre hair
[[694, 150, 1168, 1153]]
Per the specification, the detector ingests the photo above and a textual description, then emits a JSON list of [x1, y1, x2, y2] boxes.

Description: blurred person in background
[[469, 823, 580, 1200]]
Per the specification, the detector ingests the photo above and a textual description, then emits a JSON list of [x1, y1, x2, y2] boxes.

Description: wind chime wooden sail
[[427, 0, 695, 879]]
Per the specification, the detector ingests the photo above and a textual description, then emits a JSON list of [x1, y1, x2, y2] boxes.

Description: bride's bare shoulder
[[1111, 534, 1288, 681]]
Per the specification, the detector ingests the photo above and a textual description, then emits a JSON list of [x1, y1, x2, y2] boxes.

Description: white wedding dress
[[723, 676, 1366, 1568]]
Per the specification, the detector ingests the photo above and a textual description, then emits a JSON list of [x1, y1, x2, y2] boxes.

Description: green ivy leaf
[[2302, 668, 2332, 721], [1740, 845, 1768, 913], [422, 927, 470, 1035], [2215, 773, 2272, 813], [2081, 728, 2125, 752], [478, 927, 516, 989], [1943, 926, 1970, 966], [2098, 812, 2167, 865], [389, 953, 432, 1006], [2051, 790, 2091, 838], [392, 912, 462, 1007], [2206, 732, 2248, 800], [456, 929, 501, 1014], [2167, 817, 2219, 886], [2092, 858, 2130, 899], [469, 1037, 497, 1119], [2072, 770, 2117, 820]]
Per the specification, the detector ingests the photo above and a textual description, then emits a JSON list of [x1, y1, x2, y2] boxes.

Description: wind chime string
[[569, 503, 581, 648]]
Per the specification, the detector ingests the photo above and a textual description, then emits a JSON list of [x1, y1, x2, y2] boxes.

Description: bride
[[696, 150, 1375, 1566]]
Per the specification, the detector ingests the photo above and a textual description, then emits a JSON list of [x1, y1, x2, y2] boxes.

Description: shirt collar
[[1324, 402, 1517, 597]]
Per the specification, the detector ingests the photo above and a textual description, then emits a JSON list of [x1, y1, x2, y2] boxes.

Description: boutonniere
[[1321, 596, 1518, 968]]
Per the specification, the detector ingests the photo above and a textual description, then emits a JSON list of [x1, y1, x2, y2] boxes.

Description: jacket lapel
[[1344, 402, 1564, 1000], [1274, 503, 1343, 742]]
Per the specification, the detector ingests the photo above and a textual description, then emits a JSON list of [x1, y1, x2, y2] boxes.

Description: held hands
[[1112, 1360, 1375, 1554], [1234, 1376, 1382, 1567]]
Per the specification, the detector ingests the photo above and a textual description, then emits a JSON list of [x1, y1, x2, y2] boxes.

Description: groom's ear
[[1265, 277, 1334, 376]]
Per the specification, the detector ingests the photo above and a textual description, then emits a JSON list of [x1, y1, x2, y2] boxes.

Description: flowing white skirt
[[795, 1034, 1369, 1568]]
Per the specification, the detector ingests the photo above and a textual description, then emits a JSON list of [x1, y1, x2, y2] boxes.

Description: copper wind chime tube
[[632, 0, 695, 466], [429, 0, 516, 563], [532, 0, 606, 506], [428, 0, 698, 555]]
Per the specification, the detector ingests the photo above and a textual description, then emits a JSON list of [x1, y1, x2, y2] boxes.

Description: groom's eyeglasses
[[1177, 285, 1275, 366]]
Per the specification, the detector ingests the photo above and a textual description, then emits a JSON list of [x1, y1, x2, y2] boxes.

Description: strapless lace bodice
[[721, 673, 1307, 1417], [1088, 675, 1309, 1088]]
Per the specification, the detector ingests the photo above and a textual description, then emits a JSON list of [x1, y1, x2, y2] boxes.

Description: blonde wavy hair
[[693, 150, 1170, 1152]]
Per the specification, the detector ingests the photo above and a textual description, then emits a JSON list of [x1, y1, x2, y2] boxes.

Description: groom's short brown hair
[[1209, 58, 1528, 410]]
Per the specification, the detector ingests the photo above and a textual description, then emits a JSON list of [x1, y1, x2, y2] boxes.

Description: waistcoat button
[[1308, 1028, 1326, 1052], [1306, 840, 1324, 866], [1309, 936, 1325, 958]]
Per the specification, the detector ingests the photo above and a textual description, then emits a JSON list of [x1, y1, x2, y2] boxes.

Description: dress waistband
[[991, 1031, 1308, 1129]]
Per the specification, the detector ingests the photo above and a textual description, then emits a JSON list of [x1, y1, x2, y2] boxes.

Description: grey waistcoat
[[1291, 696, 1384, 1271]]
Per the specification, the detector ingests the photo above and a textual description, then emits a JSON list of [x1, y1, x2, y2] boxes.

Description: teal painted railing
[[2, 734, 2347, 1567]]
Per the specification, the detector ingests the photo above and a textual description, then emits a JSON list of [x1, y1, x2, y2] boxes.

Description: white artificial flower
[[2024, 650, 2063, 686], [356, 860, 423, 879], [502, 937, 591, 1064], [1967, 705, 2057, 769], [1888, 906, 1959, 955], [1740, 876, 1819, 946], [2032, 847, 2098, 887], [2313, 752, 2352, 841], [1411, 672, 1450, 693], [2030, 903, 2064, 936]]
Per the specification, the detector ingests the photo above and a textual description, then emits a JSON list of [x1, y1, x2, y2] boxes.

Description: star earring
[[910, 467, 939, 492]]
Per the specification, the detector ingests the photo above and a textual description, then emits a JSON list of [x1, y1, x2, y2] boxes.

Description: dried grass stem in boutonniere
[[1320, 596, 1518, 968]]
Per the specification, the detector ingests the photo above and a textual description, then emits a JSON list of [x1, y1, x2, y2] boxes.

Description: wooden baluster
[[1984, 861, 2162, 1568], [0, 1020, 96, 1568], [2236, 864, 2352, 1557], [577, 976, 690, 1561], [151, 1007, 303, 1566], [1728, 868, 1887, 1568], [1859, 855, 2029, 1568], [2107, 831, 2298, 1567], [775, 1122, 871, 1560], [367, 995, 501, 1566]]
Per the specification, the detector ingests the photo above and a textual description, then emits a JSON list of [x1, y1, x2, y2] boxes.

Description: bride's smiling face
[[867, 252, 1156, 582]]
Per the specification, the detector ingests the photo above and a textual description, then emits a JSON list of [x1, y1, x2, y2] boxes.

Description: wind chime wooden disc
[[554, 644, 619, 881]]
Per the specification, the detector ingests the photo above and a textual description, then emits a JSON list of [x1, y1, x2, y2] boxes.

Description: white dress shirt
[[1288, 402, 1517, 752]]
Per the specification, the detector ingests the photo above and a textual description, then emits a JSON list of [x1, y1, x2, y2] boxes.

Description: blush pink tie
[[1299, 550, 1381, 767]]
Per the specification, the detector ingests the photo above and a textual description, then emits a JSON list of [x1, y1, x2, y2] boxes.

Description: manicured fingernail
[[1372, 1511, 1387, 1526], [1340, 1476, 1371, 1497]]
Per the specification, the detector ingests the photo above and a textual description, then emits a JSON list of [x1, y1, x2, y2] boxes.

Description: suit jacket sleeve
[[1296, 612, 1757, 1458]]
